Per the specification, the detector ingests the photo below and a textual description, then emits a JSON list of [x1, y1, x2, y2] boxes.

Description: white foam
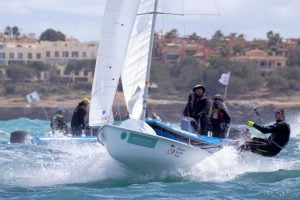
[[2, 114, 300, 187], [287, 111, 300, 138], [181, 146, 293, 182], [2, 143, 130, 187]]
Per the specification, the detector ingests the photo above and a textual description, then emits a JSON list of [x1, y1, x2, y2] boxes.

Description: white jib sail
[[89, 0, 140, 127], [122, 0, 155, 120]]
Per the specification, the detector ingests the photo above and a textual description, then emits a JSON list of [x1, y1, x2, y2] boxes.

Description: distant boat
[[90, 0, 239, 172], [4, 130, 97, 145]]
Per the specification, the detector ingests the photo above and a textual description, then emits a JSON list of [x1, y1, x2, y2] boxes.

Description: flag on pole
[[26, 91, 41, 104], [218, 72, 231, 86], [25, 91, 49, 120]]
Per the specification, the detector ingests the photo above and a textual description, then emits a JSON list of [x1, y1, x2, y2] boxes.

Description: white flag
[[26, 91, 41, 104], [218, 72, 231, 86]]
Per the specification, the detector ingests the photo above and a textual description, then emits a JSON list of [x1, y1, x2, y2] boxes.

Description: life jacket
[[211, 105, 226, 123]]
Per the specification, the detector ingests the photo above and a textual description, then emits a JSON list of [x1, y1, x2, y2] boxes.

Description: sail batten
[[89, 0, 140, 126]]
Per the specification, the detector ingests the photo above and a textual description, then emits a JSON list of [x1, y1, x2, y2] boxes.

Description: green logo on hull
[[127, 133, 157, 148], [120, 132, 127, 140]]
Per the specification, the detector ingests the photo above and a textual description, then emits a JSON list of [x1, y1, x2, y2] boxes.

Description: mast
[[141, 0, 159, 120]]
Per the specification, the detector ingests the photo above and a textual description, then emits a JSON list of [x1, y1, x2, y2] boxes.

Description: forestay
[[122, 0, 156, 120], [89, 0, 140, 126]]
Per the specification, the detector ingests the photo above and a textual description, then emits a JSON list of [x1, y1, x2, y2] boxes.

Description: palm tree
[[4, 26, 12, 37], [12, 26, 21, 38]]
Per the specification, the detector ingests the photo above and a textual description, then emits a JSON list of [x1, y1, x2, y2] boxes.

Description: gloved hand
[[246, 121, 255, 127]]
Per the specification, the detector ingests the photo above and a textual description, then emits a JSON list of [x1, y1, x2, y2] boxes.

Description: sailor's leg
[[211, 123, 224, 138], [239, 141, 270, 156], [218, 129, 226, 139], [199, 115, 208, 136], [252, 137, 268, 143]]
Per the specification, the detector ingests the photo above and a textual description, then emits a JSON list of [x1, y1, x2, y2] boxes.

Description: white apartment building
[[0, 40, 98, 66]]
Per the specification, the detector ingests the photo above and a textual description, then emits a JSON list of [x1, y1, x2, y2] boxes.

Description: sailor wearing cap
[[71, 97, 90, 136], [183, 84, 210, 135], [50, 108, 70, 135], [210, 94, 231, 138]]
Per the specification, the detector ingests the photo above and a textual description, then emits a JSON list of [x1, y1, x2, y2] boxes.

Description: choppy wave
[[0, 116, 300, 199]]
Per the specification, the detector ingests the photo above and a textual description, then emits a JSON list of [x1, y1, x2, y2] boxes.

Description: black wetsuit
[[71, 102, 87, 136], [240, 120, 290, 157], [183, 94, 210, 135]]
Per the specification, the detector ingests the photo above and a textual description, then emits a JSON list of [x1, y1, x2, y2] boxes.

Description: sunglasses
[[274, 111, 281, 115]]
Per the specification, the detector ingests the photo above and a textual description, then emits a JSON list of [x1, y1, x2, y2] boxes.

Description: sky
[[1, 0, 300, 42]]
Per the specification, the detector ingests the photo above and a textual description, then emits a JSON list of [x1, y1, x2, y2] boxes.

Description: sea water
[[0, 115, 300, 200]]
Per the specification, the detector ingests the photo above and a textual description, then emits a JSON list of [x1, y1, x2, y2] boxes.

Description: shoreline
[[1, 90, 300, 122], [1, 93, 300, 123]]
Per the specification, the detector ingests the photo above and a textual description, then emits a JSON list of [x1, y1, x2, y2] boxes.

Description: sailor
[[183, 84, 210, 135], [210, 94, 231, 138], [71, 97, 90, 136], [239, 107, 290, 157], [50, 108, 70, 135]]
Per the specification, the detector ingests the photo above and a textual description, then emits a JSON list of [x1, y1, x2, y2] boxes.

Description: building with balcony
[[154, 33, 212, 64], [231, 49, 287, 76]]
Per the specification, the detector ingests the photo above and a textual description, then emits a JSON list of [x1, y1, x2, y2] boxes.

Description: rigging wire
[[212, 0, 227, 33], [180, 0, 186, 37], [162, 0, 165, 33]]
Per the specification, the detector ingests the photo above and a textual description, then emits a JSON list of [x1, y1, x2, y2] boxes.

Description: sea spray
[[1, 117, 300, 200], [0, 143, 128, 187]]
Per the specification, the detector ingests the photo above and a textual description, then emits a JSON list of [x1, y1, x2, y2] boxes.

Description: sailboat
[[90, 0, 232, 172]]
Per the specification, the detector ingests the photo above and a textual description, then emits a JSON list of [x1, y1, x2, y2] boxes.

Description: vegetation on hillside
[[1, 27, 300, 99], [151, 56, 300, 97], [2, 56, 300, 98], [39, 28, 66, 41]]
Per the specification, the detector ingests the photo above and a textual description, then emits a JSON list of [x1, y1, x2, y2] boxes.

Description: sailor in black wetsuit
[[71, 97, 90, 136], [240, 107, 290, 157], [183, 84, 210, 135]]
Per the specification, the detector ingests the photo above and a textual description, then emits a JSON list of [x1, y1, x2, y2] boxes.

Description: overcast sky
[[1, 0, 300, 42]]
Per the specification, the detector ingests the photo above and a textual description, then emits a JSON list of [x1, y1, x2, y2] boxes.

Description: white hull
[[98, 125, 219, 172]]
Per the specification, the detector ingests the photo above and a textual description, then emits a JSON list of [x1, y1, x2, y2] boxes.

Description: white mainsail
[[121, 0, 156, 120], [89, 0, 140, 126]]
